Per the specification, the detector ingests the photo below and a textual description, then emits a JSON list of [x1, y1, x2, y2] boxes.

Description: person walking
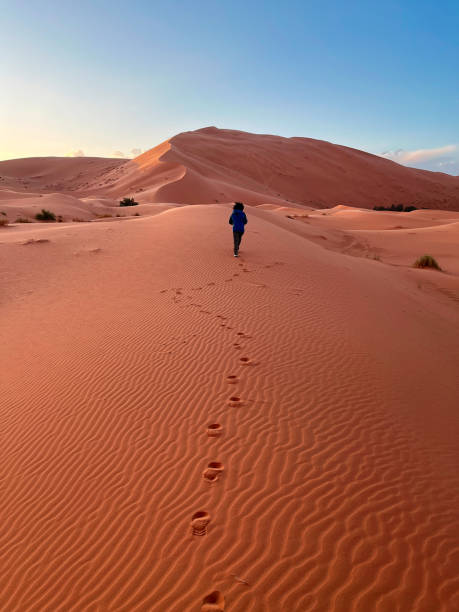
[[228, 202, 247, 257]]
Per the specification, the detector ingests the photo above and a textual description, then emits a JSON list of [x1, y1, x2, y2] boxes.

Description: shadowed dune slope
[[1, 205, 458, 611], [2, 128, 459, 210]]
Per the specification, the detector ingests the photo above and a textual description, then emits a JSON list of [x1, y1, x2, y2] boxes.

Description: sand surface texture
[[1, 202, 458, 611]]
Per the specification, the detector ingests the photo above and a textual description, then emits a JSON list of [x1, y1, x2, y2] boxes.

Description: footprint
[[191, 511, 210, 536], [207, 423, 223, 437], [202, 591, 225, 611], [207, 282, 216, 286], [203, 462, 224, 483], [233, 344, 242, 350], [23, 238, 51, 245], [227, 375, 238, 384], [239, 357, 253, 365], [228, 396, 242, 407]]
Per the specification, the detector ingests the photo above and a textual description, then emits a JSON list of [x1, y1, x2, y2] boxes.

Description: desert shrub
[[35, 209, 56, 221], [373, 204, 418, 212], [119, 197, 138, 207], [15, 217, 31, 223], [95, 214, 112, 218], [57, 215, 63, 222], [413, 255, 441, 270], [72, 217, 86, 222], [0, 211, 6, 216], [0, 218, 8, 227]]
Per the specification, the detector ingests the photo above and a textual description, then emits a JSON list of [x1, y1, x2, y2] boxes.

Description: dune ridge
[[1, 205, 458, 610], [1, 128, 459, 214]]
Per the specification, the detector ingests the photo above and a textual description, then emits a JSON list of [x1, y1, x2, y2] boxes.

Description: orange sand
[[1, 128, 459, 212], [1, 199, 458, 610]]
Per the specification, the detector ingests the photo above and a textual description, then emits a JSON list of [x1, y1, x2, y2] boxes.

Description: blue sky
[[2, 0, 458, 173]]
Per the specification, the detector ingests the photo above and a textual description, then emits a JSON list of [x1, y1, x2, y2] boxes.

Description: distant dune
[[1, 127, 458, 212]]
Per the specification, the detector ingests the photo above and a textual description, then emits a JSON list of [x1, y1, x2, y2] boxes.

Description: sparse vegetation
[[413, 255, 441, 270], [0, 218, 8, 227], [35, 209, 56, 221], [15, 217, 31, 223], [95, 214, 113, 219], [286, 213, 309, 220], [373, 204, 418, 212], [0, 211, 6, 216], [72, 217, 86, 222], [119, 197, 139, 207]]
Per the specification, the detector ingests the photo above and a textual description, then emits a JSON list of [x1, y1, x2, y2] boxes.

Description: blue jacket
[[229, 210, 247, 233]]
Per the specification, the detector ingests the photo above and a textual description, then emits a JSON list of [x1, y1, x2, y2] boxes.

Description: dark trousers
[[233, 231, 243, 254]]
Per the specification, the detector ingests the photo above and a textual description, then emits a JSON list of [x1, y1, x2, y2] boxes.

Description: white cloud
[[111, 149, 143, 158], [381, 144, 457, 164], [437, 160, 457, 168], [68, 149, 85, 157]]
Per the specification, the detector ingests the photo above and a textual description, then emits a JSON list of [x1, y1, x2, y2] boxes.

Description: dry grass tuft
[[413, 255, 441, 271]]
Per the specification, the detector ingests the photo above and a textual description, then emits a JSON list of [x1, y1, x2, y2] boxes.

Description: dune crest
[[1, 128, 458, 211]]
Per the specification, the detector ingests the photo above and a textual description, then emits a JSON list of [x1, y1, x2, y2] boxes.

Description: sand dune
[[0, 156, 126, 192], [1, 128, 459, 216], [1, 204, 458, 610]]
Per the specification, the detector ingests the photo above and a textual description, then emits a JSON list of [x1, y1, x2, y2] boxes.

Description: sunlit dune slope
[[88, 127, 459, 209], [1, 128, 458, 210]]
